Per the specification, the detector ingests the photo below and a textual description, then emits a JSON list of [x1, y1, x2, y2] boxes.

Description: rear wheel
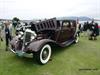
[[74, 33, 79, 43], [34, 44, 51, 65]]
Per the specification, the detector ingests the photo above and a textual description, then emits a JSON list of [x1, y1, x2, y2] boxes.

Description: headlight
[[31, 36, 35, 41], [18, 34, 21, 38]]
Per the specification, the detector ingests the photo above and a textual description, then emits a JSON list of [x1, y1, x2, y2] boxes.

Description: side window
[[63, 21, 70, 28], [70, 22, 73, 27], [73, 21, 76, 27], [63, 22, 69, 26], [57, 21, 60, 28]]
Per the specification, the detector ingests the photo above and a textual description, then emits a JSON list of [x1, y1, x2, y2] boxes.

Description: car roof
[[56, 18, 76, 21]]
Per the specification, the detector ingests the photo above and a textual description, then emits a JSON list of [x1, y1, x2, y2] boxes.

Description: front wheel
[[34, 44, 52, 65]]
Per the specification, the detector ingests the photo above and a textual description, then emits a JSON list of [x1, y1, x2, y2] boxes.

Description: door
[[56, 21, 74, 43]]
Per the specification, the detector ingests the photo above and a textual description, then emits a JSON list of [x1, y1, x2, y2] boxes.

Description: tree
[[12, 17, 20, 28]]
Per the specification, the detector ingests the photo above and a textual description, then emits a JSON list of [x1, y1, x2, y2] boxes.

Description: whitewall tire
[[34, 44, 51, 64], [74, 34, 79, 43]]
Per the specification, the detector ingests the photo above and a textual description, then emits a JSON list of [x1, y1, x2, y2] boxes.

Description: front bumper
[[9, 47, 33, 58]]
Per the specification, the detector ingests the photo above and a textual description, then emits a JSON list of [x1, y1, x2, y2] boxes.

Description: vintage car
[[10, 18, 79, 64]]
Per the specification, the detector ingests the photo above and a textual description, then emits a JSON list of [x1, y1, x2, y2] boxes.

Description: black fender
[[27, 39, 55, 52]]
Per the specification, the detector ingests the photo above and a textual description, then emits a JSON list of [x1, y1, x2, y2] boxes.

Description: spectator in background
[[0, 25, 3, 45], [77, 24, 81, 37], [94, 23, 99, 40], [0, 22, 3, 46], [12, 17, 20, 29], [88, 20, 99, 40], [4, 21, 12, 51], [9, 21, 13, 38], [83, 22, 89, 36]]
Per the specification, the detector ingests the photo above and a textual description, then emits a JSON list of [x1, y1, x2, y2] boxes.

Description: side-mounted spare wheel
[[34, 44, 52, 65]]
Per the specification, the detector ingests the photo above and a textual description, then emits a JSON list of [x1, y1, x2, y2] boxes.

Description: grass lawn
[[0, 35, 100, 75]]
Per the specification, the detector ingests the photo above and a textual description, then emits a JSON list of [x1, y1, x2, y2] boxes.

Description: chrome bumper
[[9, 47, 33, 58], [9, 47, 16, 54]]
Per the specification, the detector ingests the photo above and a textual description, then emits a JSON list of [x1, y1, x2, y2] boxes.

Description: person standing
[[88, 20, 99, 40], [77, 24, 81, 37], [93, 23, 99, 40], [0, 25, 2, 46], [0, 22, 3, 46], [4, 21, 12, 51], [9, 21, 13, 39]]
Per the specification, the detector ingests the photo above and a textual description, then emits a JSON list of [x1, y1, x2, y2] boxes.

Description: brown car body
[[10, 18, 79, 64]]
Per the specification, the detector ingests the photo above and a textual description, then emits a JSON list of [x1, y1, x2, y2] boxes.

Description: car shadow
[[51, 43, 75, 56]]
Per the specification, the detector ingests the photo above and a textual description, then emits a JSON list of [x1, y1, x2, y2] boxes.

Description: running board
[[61, 39, 74, 47]]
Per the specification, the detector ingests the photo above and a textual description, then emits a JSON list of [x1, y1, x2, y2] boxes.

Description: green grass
[[0, 36, 100, 75]]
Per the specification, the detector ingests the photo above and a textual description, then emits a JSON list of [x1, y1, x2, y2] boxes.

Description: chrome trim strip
[[9, 47, 16, 53]]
